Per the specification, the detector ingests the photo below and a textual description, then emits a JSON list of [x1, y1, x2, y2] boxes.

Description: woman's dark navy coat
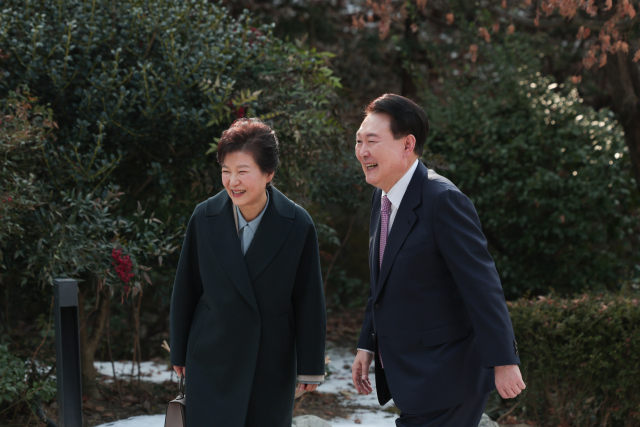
[[170, 187, 327, 427]]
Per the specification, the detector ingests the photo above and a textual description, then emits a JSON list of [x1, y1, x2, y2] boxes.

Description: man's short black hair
[[365, 94, 430, 156]]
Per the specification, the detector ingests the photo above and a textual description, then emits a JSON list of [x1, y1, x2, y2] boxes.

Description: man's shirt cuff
[[357, 348, 375, 355]]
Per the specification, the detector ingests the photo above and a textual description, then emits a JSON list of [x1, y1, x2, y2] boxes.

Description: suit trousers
[[394, 393, 490, 427]]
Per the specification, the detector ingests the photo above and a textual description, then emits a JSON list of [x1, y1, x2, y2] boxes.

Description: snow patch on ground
[[95, 415, 165, 427], [93, 346, 396, 427], [94, 360, 177, 384]]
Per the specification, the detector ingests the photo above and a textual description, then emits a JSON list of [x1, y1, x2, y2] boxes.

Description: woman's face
[[221, 151, 274, 209]]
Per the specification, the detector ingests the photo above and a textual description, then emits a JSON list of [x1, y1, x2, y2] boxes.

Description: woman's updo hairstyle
[[217, 118, 280, 188]]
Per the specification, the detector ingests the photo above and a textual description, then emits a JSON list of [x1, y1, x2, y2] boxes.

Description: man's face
[[355, 113, 411, 192]]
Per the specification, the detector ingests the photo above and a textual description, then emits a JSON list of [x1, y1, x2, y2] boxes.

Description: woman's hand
[[173, 366, 186, 378], [297, 383, 318, 392]]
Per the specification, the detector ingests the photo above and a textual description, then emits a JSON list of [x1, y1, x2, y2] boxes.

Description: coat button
[[374, 304, 380, 309]]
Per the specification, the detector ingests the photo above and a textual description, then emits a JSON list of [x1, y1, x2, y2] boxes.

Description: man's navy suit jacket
[[357, 161, 520, 414]]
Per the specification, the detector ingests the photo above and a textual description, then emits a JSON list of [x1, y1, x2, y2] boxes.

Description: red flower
[[111, 248, 134, 284], [226, 101, 246, 118]]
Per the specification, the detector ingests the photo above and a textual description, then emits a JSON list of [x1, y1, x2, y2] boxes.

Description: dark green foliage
[[0, 0, 354, 291], [0, 88, 180, 292], [509, 293, 640, 427], [0, 0, 348, 216], [0, 344, 56, 412], [422, 41, 640, 298]]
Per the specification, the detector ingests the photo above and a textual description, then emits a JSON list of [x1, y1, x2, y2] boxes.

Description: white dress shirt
[[381, 159, 420, 234], [358, 159, 420, 355]]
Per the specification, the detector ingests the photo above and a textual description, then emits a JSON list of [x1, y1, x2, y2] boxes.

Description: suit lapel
[[369, 190, 382, 289], [375, 162, 427, 301], [244, 188, 294, 282], [205, 194, 258, 313]]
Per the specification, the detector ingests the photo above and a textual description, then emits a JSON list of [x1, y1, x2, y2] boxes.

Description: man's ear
[[403, 135, 417, 156]]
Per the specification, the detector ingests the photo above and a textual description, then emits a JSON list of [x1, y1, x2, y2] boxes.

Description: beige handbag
[[164, 374, 186, 427]]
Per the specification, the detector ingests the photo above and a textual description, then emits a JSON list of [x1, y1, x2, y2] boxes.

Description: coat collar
[[374, 161, 427, 301], [204, 187, 296, 312]]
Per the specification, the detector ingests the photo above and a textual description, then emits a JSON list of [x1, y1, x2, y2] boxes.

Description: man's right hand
[[173, 366, 186, 378], [351, 350, 374, 395]]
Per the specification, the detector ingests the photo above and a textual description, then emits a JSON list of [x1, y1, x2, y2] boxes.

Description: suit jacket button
[[374, 304, 380, 309]]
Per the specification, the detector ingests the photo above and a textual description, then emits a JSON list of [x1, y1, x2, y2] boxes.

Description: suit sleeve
[[357, 188, 378, 352], [433, 189, 520, 368], [169, 211, 204, 367], [356, 287, 375, 351], [292, 221, 327, 377]]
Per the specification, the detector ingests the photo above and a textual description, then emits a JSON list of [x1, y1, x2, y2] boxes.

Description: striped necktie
[[378, 195, 391, 369]]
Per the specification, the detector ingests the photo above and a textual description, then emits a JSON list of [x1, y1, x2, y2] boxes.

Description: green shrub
[[0, 344, 56, 414], [0, 0, 358, 298], [508, 293, 640, 427], [0, 0, 348, 219], [420, 37, 640, 298]]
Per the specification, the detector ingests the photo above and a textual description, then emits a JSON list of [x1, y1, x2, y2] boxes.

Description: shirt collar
[[237, 190, 270, 232], [382, 159, 419, 210]]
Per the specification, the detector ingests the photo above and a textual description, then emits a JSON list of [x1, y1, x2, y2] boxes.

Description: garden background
[[1, 0, 639, 426]]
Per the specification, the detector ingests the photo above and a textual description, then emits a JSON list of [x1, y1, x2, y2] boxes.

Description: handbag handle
[[179, 373, 185, 397]]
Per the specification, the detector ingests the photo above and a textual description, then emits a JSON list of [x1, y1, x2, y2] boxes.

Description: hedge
[[509, 293, 640, 427]]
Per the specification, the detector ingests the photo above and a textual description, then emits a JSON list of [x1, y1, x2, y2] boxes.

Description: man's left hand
[[494, 365, 525, 399]]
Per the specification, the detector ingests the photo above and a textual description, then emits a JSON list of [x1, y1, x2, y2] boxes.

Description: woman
[[170, 118, 327, 427]]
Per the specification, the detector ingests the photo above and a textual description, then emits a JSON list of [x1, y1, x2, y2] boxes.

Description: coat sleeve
[[433, 189, 520, 368], [170, 211, 204, 367], [292, 221, 327, 378]]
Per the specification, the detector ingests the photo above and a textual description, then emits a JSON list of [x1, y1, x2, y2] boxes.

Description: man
[[351, 94, 525, 427]]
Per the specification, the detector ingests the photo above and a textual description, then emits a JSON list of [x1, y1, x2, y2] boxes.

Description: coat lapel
[[375, 162, 427, 301], [205, 193, 258, 313], [244, 188, 295, 282]]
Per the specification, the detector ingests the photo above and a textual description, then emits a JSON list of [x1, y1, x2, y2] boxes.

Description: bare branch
[[490, 7, 638, 31]]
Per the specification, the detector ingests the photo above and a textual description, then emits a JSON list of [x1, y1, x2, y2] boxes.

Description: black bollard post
[[53, 278, 83, 427]]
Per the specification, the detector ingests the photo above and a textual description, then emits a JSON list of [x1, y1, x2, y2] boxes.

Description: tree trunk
[[604, 52, 640, 193], [400, 16, 418, 99], [78, 285, 111, 399]]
